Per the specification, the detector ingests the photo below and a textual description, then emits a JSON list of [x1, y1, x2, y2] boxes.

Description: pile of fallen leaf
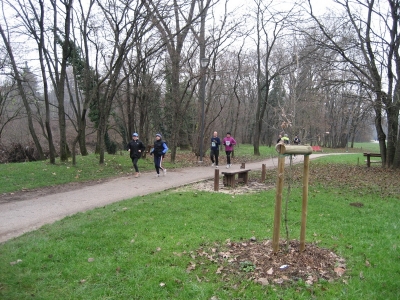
[[192, 239, 346, 286]]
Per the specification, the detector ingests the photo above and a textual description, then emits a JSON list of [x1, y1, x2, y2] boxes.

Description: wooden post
[[272, 154, 285, 253], [300, 155, 310, 251], [214, 169, 219, 191], [261, 164, 266, 181]]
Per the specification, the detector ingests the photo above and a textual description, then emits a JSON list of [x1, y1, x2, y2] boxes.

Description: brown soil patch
[[195, 239, 346, 286]]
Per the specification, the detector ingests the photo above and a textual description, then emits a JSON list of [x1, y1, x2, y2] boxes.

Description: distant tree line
[[0, 0, 398, 167]]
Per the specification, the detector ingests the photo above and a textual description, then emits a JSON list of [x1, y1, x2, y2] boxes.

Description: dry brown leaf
[[256, 278, 269, 286], [305, 275, 314, 285], [334, 267, 345, 277], [186, 262, 196, 273]]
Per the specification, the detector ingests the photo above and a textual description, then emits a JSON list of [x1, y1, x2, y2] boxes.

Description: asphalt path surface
[[0, 154, 328, 244]]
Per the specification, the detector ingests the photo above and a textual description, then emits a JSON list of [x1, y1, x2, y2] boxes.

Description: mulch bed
[[193, 239, 346, 286]]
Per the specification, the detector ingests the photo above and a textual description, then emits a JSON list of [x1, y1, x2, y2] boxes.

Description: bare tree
[[251, 0, 299, 155], [307, 0, 400, 168], [0, 81, 24, 143], [0, 23, 45, 159], [94, 0, 151, 164], [191, 0, 247, 154], [142, 0, 213, 163]]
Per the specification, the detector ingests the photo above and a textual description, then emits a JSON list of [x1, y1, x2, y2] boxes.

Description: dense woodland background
[[0, 0, 399, 167]]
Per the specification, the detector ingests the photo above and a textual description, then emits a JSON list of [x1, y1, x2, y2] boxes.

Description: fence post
[[261, 164, 266, 181], [214, 169, 219, 191]]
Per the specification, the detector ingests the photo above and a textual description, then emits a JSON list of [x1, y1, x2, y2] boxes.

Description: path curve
[[0, 154, 330, 243]]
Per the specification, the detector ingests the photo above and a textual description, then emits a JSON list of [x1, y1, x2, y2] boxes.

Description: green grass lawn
[[1, 143, 398, 299]]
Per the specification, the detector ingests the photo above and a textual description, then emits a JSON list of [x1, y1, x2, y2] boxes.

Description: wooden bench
[[221, 169, 251, 188], [311, 146, 323, 152], [363, 152, 381, 167]]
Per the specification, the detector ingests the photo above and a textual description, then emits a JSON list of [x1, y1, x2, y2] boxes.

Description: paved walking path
[[0, 154, 328, 243]]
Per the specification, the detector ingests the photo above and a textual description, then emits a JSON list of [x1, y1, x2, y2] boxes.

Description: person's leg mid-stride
[[226, 151, 232, 168], [154, 155, 166, 177]]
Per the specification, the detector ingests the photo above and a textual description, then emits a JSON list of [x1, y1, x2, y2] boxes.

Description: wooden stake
[[300, 155, 310, 251], [214, 168, 219, 191], [261, 164, 266, 181], [272, 154, 285, 253]]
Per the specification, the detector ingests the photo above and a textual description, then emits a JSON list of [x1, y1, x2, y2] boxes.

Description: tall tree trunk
[[0, 24, 44, 160], [38, 0, 56, 163], [56, 0, 73, 161], [374, 92, 387, 167], [386, 102, 398, 167]]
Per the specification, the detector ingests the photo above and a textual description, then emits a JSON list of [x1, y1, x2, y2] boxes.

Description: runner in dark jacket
[[127, 133, 146, 178], [150, 133, 168, 177], [210, 131, 221, 168]]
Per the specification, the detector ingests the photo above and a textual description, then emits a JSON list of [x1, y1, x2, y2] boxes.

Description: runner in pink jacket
[[222, 132, 237, 168]]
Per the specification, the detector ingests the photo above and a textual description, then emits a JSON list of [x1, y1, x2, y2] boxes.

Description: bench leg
[[367, 156, 371, 167], [229, 175, 236, 188], [238, 172, 249, 184], [224, 174, 235, 188]]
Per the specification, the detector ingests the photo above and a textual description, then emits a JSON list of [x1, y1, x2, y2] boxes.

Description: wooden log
[[275, 143, 313, 155]]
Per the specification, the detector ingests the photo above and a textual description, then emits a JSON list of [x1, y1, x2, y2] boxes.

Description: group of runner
[[126, 131, 302, 177]]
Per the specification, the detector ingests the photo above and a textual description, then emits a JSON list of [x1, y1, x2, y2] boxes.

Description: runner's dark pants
[[153, 155, 164, 174], [225, 151, 232, 165], [131, 157, 139, 172], [210, 149, 219, 166]]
